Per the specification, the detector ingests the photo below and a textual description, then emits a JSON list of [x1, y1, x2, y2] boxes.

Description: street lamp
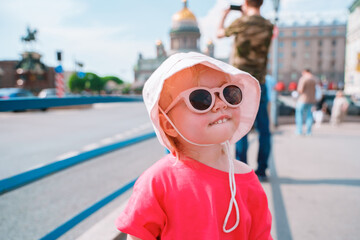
[[271, 0, 280, 128]]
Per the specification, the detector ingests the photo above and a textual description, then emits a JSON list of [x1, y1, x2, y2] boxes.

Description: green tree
[[85, 72, 103, 93], [68, 73, 86, 93]]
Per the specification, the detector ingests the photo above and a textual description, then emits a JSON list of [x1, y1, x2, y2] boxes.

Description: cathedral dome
[[171, 0, 199, 30], [172, 3, 196, 22], [170, 0, 201, 54]]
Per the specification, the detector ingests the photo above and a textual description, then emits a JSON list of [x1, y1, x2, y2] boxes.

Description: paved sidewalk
[[80, 121, 360, 240], [254, 122, 360, 240]]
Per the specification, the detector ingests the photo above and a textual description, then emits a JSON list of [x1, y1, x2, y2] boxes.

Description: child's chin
[[206, 137, 232, 145]]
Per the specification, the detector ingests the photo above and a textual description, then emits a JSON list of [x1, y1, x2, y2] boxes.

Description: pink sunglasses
[[164, 83, 243, 114]]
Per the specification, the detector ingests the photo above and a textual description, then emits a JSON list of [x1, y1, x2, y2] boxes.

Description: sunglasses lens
[[224, 85, 242, 105], [189, 89, 212, 111]]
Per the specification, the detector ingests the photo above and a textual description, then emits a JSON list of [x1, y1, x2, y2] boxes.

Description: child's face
[[167, 67, 241, 145]]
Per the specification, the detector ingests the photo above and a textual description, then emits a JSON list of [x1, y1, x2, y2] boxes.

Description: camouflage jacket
[[225, 15, 273, 84]]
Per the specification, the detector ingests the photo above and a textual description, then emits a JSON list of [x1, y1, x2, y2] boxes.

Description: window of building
[[279, 41, 284, 48], [305, 30, 310, 36], [318, 29, 323, 36], [279, 31, 284, 37], [332, 39, 336, 46], [331, 28, 337, 36], [279, 52, 284, 58], [291, 73, 298, 80], [304, 52, 310, 59], [292, 52, 296, 58], [305, 40, 310, 47], [332, 50, 336, 57], [318, 51, 322, 57], [292, 41, 297, 47], [331, 60, 336, 67], [318, 61, 322, 69], [318, 40, 322, 46], [292, 30, 297, 37], [279, 62, 283, 69]]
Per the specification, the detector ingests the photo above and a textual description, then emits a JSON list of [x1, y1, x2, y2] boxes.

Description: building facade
[[0, 55, 56, 94], [268, 20, 346, 89], [344, 0, 360, 95]]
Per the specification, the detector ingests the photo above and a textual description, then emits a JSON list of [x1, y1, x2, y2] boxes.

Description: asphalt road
[[0, 102, 165, 240], [0, 102, 153, 179]]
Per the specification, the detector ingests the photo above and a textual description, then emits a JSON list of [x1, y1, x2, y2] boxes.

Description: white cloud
[[0, 0, 86, 26], [38, 25, 152, 82], [0, 0, 142, 82], [198, 0, 238, 59]]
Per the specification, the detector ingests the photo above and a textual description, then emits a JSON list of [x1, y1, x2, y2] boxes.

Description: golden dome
[[156, 40, 163, 46], [172, 0, 196, 22]]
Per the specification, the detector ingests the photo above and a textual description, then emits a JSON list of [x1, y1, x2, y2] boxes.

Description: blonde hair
[[158, 64, 231, 157]]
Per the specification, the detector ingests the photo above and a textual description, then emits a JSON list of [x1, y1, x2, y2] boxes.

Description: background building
[[0, 58, 56, 94], [0, 27, 58, 94], [344, 0, 360, 95], [268, 18, 347, 90], [133, 0, 217, 86]]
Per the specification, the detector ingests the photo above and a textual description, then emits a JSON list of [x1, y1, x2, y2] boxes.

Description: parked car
[[38, 88, 57, 98], [38, 88, 76, 98], [0, 88, 34, 99]]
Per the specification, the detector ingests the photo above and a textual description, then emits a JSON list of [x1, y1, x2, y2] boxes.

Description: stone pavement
[[79, 121, 360, 240], [256, 122, 360, 240]]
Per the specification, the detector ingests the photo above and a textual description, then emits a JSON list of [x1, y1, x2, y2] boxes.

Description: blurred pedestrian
[[295, 69, 317, 135], [313, 94, 327, 128], [217, 0, 273, 180], [330, 90, 349, 125], [116, 52, 272, 239], [312, 83, 325, 128]]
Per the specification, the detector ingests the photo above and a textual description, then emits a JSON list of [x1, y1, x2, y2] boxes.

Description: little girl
[[116, 52, 272, 239]]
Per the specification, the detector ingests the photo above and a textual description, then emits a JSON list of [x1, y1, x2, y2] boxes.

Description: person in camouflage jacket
[[217, 0, 273, 180]]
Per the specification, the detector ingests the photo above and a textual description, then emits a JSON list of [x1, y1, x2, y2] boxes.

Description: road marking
[[82, 143, 100, 151], [56, 151, 81, 160], [54, 123, 153, 162]]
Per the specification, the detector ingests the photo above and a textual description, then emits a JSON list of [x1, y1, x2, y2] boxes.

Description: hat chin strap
[[222, 140, 240, 233], [159, 108, 240, 232]]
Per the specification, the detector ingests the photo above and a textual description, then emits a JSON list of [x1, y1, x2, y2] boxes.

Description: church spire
[[183, 0, 188, 8]]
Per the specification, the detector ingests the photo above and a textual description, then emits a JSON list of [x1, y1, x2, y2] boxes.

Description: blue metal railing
[[0, 95, 143, 112]]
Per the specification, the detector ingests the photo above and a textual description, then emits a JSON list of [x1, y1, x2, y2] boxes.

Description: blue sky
[[0, 0, 354, 82]]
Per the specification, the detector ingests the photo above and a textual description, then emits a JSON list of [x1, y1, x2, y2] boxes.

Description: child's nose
[[211, 95, 227, 112]]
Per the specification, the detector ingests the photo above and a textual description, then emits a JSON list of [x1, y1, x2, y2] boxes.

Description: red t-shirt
[[116, 154, 272, 240]]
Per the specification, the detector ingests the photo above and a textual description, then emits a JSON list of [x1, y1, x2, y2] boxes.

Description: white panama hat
[[143, 52, 260, 152]]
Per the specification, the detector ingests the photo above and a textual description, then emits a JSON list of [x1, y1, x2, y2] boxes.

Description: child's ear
[[159, 113, 178, 137]]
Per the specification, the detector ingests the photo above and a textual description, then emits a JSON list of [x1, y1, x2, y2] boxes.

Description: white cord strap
[[222, 141, 240, 233]]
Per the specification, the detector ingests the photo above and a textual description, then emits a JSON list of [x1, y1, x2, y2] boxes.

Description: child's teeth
[[212, 118, 228, 125]]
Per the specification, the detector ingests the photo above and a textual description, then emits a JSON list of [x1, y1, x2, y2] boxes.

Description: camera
[[230, 5, 242, 11]]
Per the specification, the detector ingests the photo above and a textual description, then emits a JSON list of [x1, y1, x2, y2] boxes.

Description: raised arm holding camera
[[217, 0, 274, 180]]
